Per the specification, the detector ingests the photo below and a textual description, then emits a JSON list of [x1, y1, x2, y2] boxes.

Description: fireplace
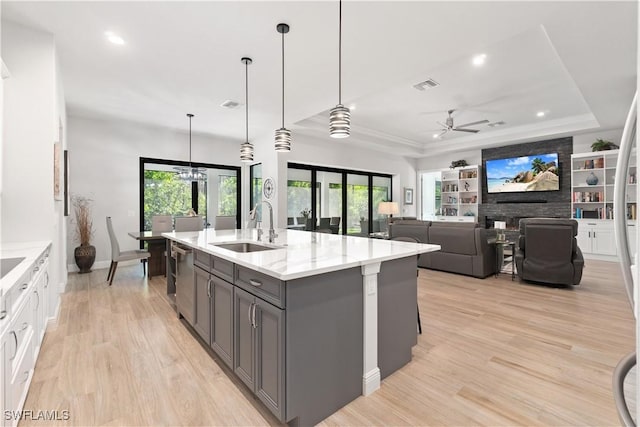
[[485, 216, 529, 230]]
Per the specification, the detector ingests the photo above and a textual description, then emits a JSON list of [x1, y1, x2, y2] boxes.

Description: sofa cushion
[[428, 226, 477, 256]]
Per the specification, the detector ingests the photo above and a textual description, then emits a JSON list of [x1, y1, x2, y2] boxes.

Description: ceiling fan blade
[[456, 119, 489, 128], [453, 128, 480, 133], [436, 121, 448, 128]]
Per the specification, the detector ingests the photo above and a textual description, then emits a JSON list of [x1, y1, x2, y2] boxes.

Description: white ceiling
[[2, 1, 637, 158]]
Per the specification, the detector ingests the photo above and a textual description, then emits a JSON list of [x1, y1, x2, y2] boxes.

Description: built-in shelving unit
[[571, 149, 637, 258], [439, 165, 480, 220]]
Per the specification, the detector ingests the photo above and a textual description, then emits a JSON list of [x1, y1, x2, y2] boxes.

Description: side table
[[495, 241, 516, 281]]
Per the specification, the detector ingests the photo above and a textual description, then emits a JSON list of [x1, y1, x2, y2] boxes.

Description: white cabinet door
[[593, 227, 617, 256], [577, 229, 593, 254]]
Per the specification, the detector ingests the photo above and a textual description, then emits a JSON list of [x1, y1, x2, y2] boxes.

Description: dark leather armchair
[[515, 218, 584, 286]]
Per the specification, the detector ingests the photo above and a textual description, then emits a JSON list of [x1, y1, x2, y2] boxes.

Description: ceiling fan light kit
[[329, 0, 350, 139], [240, 57, 254, 163]]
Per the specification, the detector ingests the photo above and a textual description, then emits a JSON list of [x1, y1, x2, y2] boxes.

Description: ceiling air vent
[[413, 79, 440, 91], [488, 121, 506, 127], [220, 100, 241, 109]]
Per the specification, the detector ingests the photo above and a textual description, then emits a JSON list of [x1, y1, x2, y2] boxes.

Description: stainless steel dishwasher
[[172, 242, 195, 324]]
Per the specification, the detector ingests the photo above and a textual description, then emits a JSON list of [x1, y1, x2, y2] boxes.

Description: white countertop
[[0, 241, 51, 293], [163, 229, 440, 281]]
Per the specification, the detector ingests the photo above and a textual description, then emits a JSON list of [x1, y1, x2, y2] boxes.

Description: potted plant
[[72, 195, 96, 273], [591, 139, 619, 152]]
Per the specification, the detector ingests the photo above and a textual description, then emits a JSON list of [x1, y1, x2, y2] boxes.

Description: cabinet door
[[255, 301, 285, 421], [593, 227, 617, 255], [193, 267, 211, 342], [1, 333, 7, 427], [233, 287, 255, 390], [210, 276, 233, 368], [576, 228, 593, 254]]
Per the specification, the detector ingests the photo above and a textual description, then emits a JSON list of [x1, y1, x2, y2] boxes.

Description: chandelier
[[175, 113, 207, 181]]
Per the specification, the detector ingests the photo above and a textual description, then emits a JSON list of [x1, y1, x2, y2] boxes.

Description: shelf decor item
[[591, 139, 619, 152], [586, 172, 599, 186], [72, 194, 96, 273], [450, 159, 468, 168]]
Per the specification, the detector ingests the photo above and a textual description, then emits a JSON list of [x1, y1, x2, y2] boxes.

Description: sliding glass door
[[287, 163, 392, 236], [140, 158, 241, 231]]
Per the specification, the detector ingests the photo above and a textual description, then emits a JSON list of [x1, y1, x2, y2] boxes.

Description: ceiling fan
[[433, 109, 489, 138]]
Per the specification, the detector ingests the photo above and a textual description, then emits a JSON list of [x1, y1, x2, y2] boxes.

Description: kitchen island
[[163, 228, 440, 426]]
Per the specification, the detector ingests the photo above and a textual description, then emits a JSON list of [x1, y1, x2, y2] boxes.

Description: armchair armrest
[[572, 246, 584, 285]]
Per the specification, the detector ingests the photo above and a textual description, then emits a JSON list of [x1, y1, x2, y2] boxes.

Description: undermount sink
[[211, 242, 280, 253], [1, 257, 26, 279]]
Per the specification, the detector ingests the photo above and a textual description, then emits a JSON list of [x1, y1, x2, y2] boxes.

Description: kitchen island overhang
[[163, 228, 440, 426]]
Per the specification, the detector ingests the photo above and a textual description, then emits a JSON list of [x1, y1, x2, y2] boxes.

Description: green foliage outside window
[[143, 170, 193, 230], [218, 175, 237, 216]]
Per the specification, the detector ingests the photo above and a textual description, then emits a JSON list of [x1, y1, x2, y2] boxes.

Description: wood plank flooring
[[21, 260, 634, 426]]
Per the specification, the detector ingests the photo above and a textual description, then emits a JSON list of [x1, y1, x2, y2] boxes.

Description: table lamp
[[378, 201, 400, 232]]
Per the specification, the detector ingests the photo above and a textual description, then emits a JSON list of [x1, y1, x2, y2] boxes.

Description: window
[[140, 158, 241, 231], [250, 163, 262, 221]]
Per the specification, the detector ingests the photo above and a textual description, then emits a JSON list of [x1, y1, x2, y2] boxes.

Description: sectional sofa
[[389, 220, 497, 278]]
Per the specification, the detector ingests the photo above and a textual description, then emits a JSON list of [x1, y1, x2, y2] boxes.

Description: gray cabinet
[[193, 266, 211, 342], [233, 286, 285, 420], [254, 299, 285, 420], [210, 275, 233, 368]]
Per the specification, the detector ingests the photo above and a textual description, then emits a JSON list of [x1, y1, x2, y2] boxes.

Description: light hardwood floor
[[22, 260, 634, 426]]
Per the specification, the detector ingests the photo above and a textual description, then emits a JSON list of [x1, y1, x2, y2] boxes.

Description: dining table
[[128, 231, 167, 278]]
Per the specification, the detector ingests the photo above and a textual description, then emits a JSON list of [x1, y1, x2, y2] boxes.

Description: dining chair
[[174, 216, 204, 232], [151, 215, 173, 232], [215, 215, 236, 230], [106, 217, 150, 286]]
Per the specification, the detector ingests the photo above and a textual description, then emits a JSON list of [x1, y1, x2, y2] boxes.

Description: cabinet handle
[[35, 289, 40, 310], [207, 278, 212, 298], [10, 331, 17, 360], [252, 303, 258, 329], [249, 279, 262, 287], [34, 266, 39, 272], [588, 231, 591, 238], [45, 272, 49, 288], [21, 283, 28, 291], [21, 322, 28, 331], [39, 259, 45, 265], [594, 232, 596, 238], [21, 370, 29, 384], [248, 302, 253, 327], [0, 310, 6, 320]]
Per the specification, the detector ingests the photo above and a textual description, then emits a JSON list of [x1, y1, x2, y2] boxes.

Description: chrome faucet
[[250, 202, 278, 243]]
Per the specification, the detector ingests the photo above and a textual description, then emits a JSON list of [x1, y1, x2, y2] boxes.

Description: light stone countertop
[[163, 228, 440, 281], [0, 240, 51, 293]]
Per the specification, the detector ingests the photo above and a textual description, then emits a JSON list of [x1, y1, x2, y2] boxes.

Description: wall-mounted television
[[486, 153, 559, 193]]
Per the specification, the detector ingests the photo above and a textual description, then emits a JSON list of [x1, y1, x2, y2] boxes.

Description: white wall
[[2, 20, 67, 319], [67, 115, 242, 269]]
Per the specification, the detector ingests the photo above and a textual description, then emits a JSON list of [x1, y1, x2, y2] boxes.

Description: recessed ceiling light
[[349, 104, 356, 111], [105, 31, 125, 45], [220, 100, 240, 109], [433, 133, 440, 139], [472, 54, 487, 66], [536, 111, 545, 117]]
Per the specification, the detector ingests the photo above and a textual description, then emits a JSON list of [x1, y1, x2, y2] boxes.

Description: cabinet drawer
[[235, 266, 284, 308], [194, 250, 211, 270], [10, 336, 34, 419], [9, 269, 31, 314], [11, 296, 33, 370], [212, 256, 234, 282]]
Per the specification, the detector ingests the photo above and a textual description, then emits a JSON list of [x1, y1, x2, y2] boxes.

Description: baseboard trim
[[362, 368, 381, 396], [67, 259, 140, 273]]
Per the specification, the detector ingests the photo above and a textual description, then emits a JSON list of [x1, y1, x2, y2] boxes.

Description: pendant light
[[275, 23, 292, 152], [240, 57, 254, 162], [175, 113, 206, 181], [329, 0, 350, 138]]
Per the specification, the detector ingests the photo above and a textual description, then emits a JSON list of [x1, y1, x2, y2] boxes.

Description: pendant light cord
[[281, 30, 285, 128], [245, 60, 249, 142], [338, 0, 342, 105], [189, 114, 192, 167]]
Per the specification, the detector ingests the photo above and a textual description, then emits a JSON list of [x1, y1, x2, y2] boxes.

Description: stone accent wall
[[479, 137, 573, 227]]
